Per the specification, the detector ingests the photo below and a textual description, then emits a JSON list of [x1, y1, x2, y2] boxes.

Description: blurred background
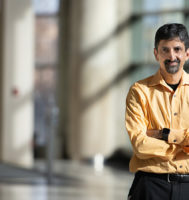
[[0, 0, 189, 199]]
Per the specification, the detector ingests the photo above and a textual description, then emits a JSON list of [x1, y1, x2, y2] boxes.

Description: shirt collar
[[180, 70, 189, 85], [148, 70, 166, 87], [148, 69, 189, 87]]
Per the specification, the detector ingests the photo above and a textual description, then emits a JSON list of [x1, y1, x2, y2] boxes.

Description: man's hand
[[183, 146, 189, 153], [146, 129, 162, 139]]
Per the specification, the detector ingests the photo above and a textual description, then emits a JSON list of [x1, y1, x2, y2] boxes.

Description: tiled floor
[[0, 160, 134, 200]]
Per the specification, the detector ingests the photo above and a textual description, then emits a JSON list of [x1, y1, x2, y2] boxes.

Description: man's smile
[[164, 59, 180, 66]]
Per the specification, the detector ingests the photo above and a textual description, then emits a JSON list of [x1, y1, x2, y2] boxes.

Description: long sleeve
[[125, 85, 178, 160]]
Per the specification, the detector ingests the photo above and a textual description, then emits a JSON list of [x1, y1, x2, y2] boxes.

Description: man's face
[[154, 38, 189, 75]]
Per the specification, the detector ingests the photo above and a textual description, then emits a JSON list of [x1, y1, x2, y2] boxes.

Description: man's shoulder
[[127, 74, 156, 100], [137, 74, 155, 85], [131, 74, 156, 89]]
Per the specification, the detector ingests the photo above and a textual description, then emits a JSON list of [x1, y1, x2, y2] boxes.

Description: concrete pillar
[[0, 0, 34, 167], [78, 0, 118, 158], [59, 0, 132, 159]]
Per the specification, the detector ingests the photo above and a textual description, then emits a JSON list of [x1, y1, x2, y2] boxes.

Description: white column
[[79, 0, 119, 158], [66, 0, 132, 159], [1, 0, 34, 167]]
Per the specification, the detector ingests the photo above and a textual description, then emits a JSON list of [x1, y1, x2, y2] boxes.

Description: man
[[125, 23, 189, 200]]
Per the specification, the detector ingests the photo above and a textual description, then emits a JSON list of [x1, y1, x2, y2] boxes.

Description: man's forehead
[[158, 38, 185, 47]]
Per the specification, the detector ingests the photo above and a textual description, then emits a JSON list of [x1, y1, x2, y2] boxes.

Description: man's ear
[[185, 48, 189, 62], [154, 48, 159, 61]]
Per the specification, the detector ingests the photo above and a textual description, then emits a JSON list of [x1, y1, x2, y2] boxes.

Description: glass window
[[130, 0, 187, 83], [32, 0, 59, 158], [33, 0, 59, 14]]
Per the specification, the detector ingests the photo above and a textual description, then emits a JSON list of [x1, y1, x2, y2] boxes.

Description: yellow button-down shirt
[[125, 69, 189, 174]]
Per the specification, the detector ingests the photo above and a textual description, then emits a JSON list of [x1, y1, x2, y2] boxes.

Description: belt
[[136, 171, 189, 183]]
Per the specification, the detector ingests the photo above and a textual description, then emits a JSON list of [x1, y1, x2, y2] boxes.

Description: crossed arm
[[146, 129, 189, 152], [126, 86, 189, 160]]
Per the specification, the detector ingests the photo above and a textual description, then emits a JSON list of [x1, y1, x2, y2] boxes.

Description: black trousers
[[128, 172, 189, 200]]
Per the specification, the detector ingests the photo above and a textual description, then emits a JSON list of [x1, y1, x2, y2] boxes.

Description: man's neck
[[160, 69, 183, 84]]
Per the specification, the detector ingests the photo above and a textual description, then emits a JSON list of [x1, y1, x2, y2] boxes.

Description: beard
[[164, 59, 180, 74]]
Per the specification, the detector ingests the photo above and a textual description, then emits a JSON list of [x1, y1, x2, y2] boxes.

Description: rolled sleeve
[[168, 129, 185, 144]]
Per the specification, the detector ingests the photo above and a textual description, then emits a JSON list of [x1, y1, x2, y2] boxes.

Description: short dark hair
[[154, 23, 189, 50]]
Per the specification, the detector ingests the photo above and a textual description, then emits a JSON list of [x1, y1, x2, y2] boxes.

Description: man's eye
[[162, 48, 169, 53], [174, 47, 181, 52]]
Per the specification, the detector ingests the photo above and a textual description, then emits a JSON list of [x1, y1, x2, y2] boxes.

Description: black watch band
[[162, 128, 170, 141]]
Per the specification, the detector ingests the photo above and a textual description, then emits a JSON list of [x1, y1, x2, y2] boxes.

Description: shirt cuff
[[168, 129, 185, 144]]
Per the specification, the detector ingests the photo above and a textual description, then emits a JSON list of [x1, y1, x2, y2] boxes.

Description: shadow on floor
[[105, 149, 130, 171]]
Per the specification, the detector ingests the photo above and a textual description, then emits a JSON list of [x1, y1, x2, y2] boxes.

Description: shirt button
[[180, 165, 183, 168], [174, 112, 178, 116]]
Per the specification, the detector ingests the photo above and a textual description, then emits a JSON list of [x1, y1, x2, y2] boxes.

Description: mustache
[[164, 59, 180, 65]]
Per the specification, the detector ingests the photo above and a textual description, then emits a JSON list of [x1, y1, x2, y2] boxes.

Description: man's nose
[[168, 50, 176, 61]]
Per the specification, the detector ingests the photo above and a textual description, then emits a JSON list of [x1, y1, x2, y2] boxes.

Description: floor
[[0, 160, 134, 200]]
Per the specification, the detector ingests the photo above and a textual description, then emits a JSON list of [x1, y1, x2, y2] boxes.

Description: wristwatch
[[161, 128, 170, 141]]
